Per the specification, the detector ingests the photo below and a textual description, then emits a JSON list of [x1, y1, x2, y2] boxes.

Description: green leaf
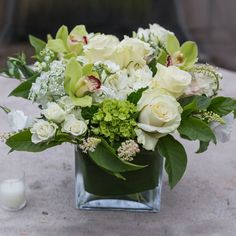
[[166, 34, 180, 55], [6, 130, 65, 152], [3, 53, 35, 79], [178, 116, 216, 142], [180, 41, 198, 68], [29, 35, 46, 54], [89, 139, 147, 173], [157, 135, 187, 189], [148, 58, 157, 75], [9, 75, 38, 99], [81, 105, 99, 120], [196, 141, 210, 154], [180, 95, 211, 117], [208, 97, 236, 116], [47, 39, 67, 53], [127, 87, 148, 105]]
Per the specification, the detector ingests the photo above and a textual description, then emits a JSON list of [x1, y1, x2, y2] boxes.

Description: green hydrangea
[[91, 99, 137, 142]]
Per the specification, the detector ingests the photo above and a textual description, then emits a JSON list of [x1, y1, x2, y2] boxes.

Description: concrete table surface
[[0, 68, 235, 236]]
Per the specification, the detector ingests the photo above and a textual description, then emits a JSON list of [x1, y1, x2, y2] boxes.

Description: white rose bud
[[30, 120, 57, 144], [62, 114, 87, 136], [153, 63, 191, 98], [136, 89, 182, 150], [8, 110, 33, 131], [42, 102, 66, 123]]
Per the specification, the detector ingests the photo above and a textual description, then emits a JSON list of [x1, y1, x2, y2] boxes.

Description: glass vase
[[75, 146, 163, 212]]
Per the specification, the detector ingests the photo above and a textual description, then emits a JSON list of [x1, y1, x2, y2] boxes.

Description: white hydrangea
[[135, 23, 174, 47], [93, 64, 153, 102], [29, 60, 66, 107]]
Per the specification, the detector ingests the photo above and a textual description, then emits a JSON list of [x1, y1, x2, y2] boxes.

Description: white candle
[[0, 179, 26, 211]]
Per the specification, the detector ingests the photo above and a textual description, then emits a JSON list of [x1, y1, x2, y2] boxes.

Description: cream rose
[[136, 90, 182, 150], [84, 34, 119, 63], [30, 120, 57, 144], [113, 36, 153, 68], [153, 63, 191, 98], [62, 114, 87, 136], [42, 102, 66, 123]]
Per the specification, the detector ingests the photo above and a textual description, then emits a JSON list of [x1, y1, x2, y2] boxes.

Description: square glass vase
[[75, 146, 163, 212]]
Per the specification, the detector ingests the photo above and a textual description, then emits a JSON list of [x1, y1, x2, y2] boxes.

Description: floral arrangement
[[1, 24, 236, 189]]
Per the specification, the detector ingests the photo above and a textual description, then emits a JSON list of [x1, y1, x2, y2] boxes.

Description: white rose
[[42, 102, 66, 123], [62, 114, 87, 136], [210, 112, 234, 143], [84, 34, 119, 63], [153, 63, 191, 98], [113, 37, 153, 68], [30, 120, 57, 144], [8, 110, 33, 132], [149, 23, 174, 43], [137, 89, 182, 150]]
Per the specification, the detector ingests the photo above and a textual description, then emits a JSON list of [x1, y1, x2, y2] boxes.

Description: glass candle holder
[[0, 169, 26, 211]]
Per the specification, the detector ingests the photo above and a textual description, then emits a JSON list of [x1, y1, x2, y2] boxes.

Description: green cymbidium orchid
[[64, 58, 100, 107], [46, 25, 88, 57], [165, 34, 198, 69]]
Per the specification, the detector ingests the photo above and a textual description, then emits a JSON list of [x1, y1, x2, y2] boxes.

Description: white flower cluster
[[117, 140, 140, 162], [79, 137, 101, 153], [29, 60, 66, 107]]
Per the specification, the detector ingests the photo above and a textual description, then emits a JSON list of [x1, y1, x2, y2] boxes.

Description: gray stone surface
[[0, 69, 236, 236]]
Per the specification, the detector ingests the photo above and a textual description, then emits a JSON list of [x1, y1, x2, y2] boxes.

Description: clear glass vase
[[75, 146, 163, 212]]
